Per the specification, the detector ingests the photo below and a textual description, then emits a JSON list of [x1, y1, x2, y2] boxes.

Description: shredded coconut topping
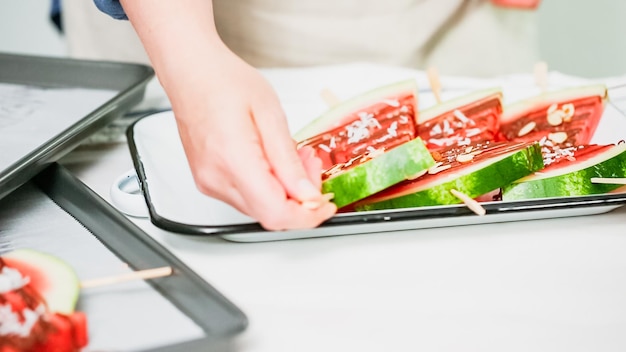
[[329, 137, 336, 149], [465, 128, 482, 138], [453, 109, 470, 124], [426, 108, 485, 148], [387, 121, 398, 137], [0, 303, 45, 337], [0, 267, 30, 294], [346, 112, 381, 144], [538, 137, 580, 166], [318, 144, 331, 153], [457, 137, 472, 146]]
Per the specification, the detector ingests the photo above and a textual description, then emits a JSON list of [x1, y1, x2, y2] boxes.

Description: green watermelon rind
[[322, 137, 435, 208], [500, 84, 608, 124], [293, 79, 419, 142], [418, 87, 503, 124], [355, 143, 544, 211], [4, 249, 80, 315], [502, 143, 626, 200]]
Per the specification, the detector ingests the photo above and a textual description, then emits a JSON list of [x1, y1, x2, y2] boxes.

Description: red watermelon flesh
[[417, 89, 502, 152], [611, 185, 626, 194], [0, 250, 87, 352], [498, 85, 607, 147], [0, 312, 88, 352], [33, 312, 88, 352], [293, 79, 419, 142], [297, 93, 418, 171], [2, 249, 79, 315]]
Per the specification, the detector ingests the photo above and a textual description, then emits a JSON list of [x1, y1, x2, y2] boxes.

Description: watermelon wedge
[[417, 88, 503, 151], [2, 249, 79, 314], [502, 142, 626, 200], [321, 137, 435, 208], [294, 79, 419, 142], [1, 249, 88, 352], [295, 80, 419, 171], [354, 141, 544, 211], [498, 84, 608, 147]]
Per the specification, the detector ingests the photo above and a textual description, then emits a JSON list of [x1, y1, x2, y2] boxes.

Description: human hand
[[119, 0, 335, 230], [170, 49, 337, 230]]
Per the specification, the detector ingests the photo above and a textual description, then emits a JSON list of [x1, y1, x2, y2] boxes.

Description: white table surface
[[61, 141, 626, 352], [61, 64, 626, 351]]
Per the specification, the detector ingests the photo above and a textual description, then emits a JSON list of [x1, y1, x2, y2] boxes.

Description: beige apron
[[63, 0, 538, 77]]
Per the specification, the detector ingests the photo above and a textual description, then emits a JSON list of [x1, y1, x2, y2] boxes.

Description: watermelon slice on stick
[[2, 249, 79, 314], [295, 80, 420, 171], [321, 137, 435, 208], [354, 141, 544, 211], [417, 88, 503, 152], [294, 79, 419, 142], [498, 84, 608, 147], [502, 142, 626, 200], [0, 249, 88, 352]]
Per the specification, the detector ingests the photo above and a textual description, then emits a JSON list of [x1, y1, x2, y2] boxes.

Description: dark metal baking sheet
[[0, 52, 154, 201], [31, 163, 248, 350]]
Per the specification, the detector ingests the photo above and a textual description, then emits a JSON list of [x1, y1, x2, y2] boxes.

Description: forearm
[[119, 0, 226, 98]]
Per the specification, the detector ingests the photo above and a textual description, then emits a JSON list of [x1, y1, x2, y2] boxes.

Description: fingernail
[[297, 178, 320, 201]]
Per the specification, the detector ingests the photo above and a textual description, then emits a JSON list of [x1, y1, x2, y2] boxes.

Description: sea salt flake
[[453, 109, 470, 124], [318, 144, 331, 153]]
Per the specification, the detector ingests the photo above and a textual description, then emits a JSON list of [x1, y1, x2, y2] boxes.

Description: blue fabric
[[51, 0, 61, 16], [50, 0, 62, 31], [93, 0, 128, 20]]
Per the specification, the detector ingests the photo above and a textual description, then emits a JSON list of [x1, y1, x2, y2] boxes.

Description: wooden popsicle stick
[[301, 193, 335, 210], [590, 177, 626, 185], [427, 66, 443, 105], [320, 88, 341, 108], [534, 61, 549, 92], [80, 266, 173, 289], [450, 189, 486, 216]]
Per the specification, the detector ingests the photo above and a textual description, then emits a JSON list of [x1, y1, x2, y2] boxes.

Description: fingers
[[175, 118, 251, 216], [251, 89, 328, 206], [298, 146, 323, 190], [179, 103, 335, 230], [227, 121, 336, 230], [171, 58, 336, 231]]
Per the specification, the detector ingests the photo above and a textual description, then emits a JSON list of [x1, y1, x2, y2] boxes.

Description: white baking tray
[[119, 65, 626, 242]]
